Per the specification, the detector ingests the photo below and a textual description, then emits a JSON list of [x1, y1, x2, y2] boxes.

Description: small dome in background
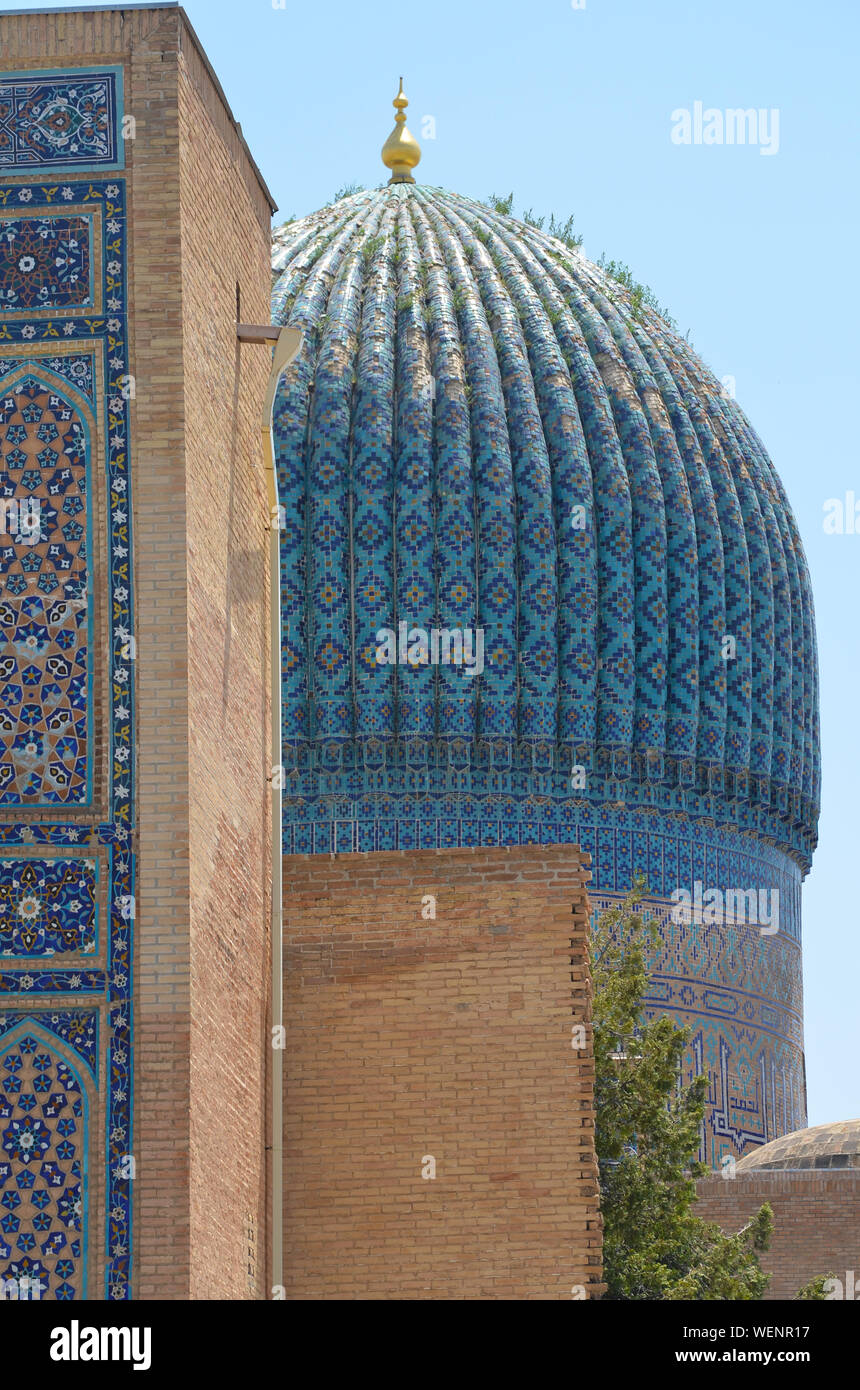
[[736, 1120, 860, 1172]]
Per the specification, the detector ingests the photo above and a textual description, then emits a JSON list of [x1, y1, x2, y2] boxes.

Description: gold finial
[[381, 76, 421, 184]]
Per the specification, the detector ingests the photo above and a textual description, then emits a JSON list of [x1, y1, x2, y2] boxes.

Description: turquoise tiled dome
[[272, 183, 819, 1163], [271, 184, 819, 868]]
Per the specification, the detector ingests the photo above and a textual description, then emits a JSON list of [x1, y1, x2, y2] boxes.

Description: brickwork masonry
[[281, 845, 604, 1300]]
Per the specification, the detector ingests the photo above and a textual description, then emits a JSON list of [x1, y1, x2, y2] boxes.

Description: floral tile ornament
[[0, 213, 95, 314], [0, 69, 124, 173], [0, 858, 97, 956]]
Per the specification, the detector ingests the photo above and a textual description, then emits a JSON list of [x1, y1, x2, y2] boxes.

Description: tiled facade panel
[[0, 4, 274, 1303], [0, 371, 92, 806], [0, 1021, 94, 1298], [0, 36, 133, 1301], [0, 858, 97, 956], [0, 69, 133, 1293], [0, 214, 95, 313], [0, 68, 124, 173]]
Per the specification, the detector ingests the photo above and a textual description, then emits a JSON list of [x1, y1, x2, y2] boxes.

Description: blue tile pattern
[[0, 1025, 91, 1298], [0, 213, 94, 313], [272, 186, 819, 856], [0, 155, 134, 1299], [0, 1009, 97, 1079], [591, 880, 805, 1167], [0, 68, 123, 172], [0, 858, 97, 956], [0, 372, 92, 805]]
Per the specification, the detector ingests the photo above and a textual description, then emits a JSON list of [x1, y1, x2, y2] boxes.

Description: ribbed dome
[[271, 184, 819, 868], [736, 1121, 860, 1172]]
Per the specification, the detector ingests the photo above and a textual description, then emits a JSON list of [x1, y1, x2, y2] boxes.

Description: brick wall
[[696, 1172, 860, 1299], [127, 6, 191, 1305], [177, 32, 273, 1302], [282, 845, 603, 1300]]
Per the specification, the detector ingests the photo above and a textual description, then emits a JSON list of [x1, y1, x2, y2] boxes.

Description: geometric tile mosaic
[[0, 1010, 97, 1085], [0, 859, 97, 957], [0, 1029, 90, 1299], [0, 214, 94, 314], [0, 354, 96, 406], [0, 374, 91, 807], [0, 146, 133, 1300]]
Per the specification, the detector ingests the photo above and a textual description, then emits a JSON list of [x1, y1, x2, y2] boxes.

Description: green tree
[[795, 1273, 836, 1300], [592, 882, 773, 1300]]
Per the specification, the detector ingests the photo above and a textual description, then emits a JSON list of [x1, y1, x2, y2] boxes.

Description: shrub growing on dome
[[332, 181, 365, 202]]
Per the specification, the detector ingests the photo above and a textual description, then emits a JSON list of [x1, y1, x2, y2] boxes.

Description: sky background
[[11, 0, 860, 1127]]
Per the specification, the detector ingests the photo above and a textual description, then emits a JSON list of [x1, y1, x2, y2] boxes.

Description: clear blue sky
[[15, 0, 860, 1127]]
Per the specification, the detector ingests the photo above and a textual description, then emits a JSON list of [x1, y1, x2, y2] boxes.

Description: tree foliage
[[592, 882, 773, 1300], [795, 1273, 836, 1300]]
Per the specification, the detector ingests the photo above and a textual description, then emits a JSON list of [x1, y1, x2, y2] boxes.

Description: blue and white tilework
[[0, 69, 134, 1303]]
